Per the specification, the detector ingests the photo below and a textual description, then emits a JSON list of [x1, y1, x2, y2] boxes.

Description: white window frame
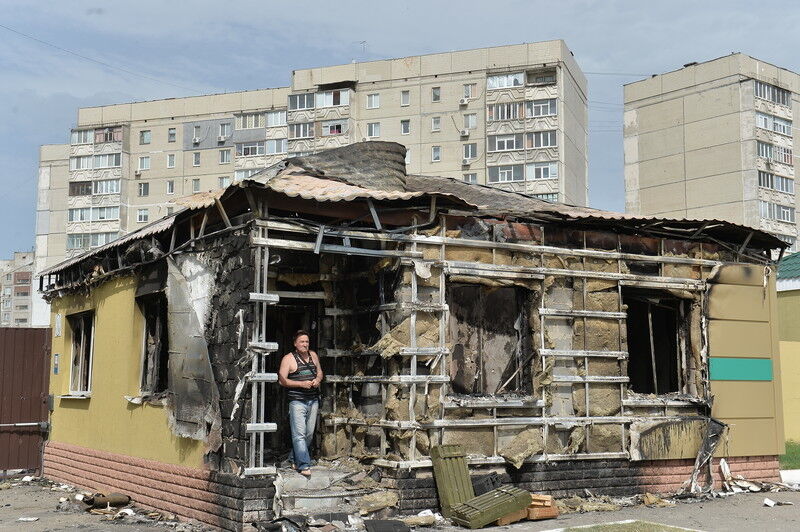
[[166, 180, 175, 195], [167, 153, 176, 168], [755, 81, 791, 106], [137, 209, 149, 223], [367, 122, 380, 138], [488, 134, 522, 152], [431, 86, 441, 102], [464, 113, 477, 130], [431, 116, 441, 132], [289, 93, 315, 110], [218, 176, 232, 188], [488, 164, 524, 183], [400, 119, 411, 135], [266, 110, 287, 127], [527, 161, 559, 180], [139, 130, 151, 145], [527, 98, 557, 118], [168, 128, 176, 143], [193, 152, 201, 166], [463, 83, 477, 99], [401, 90, 410, 107], [463, 173, 477, 184], [235, 168, 264, 180], [431, 146, 441, 162], [487, 72, 524, 90], [192, 178, 201, 193], [533, 193, 559, 202], [68, 311, 95, 395], [68, 208, 90, 222], [69, 155, 93, 171], [92, 179, 120, 195], [91, 206, 119, 221], [322, 120, 348, 136], [487, 102, 524, 121], [529, 130, 558, 148], [316, 90, 350, 108], [289, 123, 314, 139], [220, 149, 231, 164], [137, 182, 149, 197], [238, 113, 264, 129], [463, 143, 477, 160], [138, 156, 150, 171], [70, 130, 93, 145], [219, 123, 232, 137], [266, 139, 287, 154], [367, 93, 380, 109], [93, 153, 122, 169]]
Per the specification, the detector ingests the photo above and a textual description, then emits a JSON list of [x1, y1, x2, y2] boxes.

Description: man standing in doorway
[[278, 330, 323, 477]]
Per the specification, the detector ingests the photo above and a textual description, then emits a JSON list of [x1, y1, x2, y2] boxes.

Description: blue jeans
[[288, 399, 318, 471]]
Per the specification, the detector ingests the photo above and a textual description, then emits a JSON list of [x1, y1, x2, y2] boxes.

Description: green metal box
[[450, 486, 532, 529], [430, 444, 475, 518]]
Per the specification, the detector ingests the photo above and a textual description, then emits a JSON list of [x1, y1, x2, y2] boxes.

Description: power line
[[0, 23, 198, 93]]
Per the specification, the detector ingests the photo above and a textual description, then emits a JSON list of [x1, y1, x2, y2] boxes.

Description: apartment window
[[2, 300, 10, 309], [167, 153, 175, 168], [527, 161, 559, 180], [138, 293, 169, 394], [236, 141, 266, 156], [92, 206, 119, 221], [90, 232, 117, 247], [68, 311, 94, 394], [70, 129, 92, 145], [755, 81, 791, 106], [289, 123, 313, 139], [288, 93, 315, 110], [192, 178, 201, 193], [322, 120, 348, 136], [400, 90, 410, 106], [756, 112, 793, 137], [168, 128, 176, 142], [487, 72, 524, 90], [367, 122, 381, 138], [237, 112, 264, 129], [94, 153, 121, 168], [193, 125, 201, 139], [235, 168, 264, 180], [487, 102, 524, 121], [431, 116, 441, 131], [488, 134, 523, 152], [139, 130, 151, 145], [533, 193, 559, 202], [66, 233, 91, 249], [431, 87, 441, 102], [266, 110, 287, 127], [463, 83, 477, 99], [138, 156, 150, 171], [1, 313, 8, 323], [266, 139, 288, 154], [220, 149, 231, 164], [529, 72, 557, 85], [527, 130, 558, 148], [93, 179, 119, 195], [15, 305, 28, 311], [219, 123, 232, 138], [69, 182, 92, 196], [759, 141, 793, 164], [488, 164, 524, 183], [431, 146, 441, 162], [464, 113, 477, 129], [774, 233, 797, 253], [215, 176, 230, 189], [3, 286, 10, 294], [138, 182, 149, 197], [69, 155, 92, 171], [13, 287, 28, 297], [367, 93, 380, 109], [527, 98, 557, 117], [758, 171, 794, 193], [166, 180, 175, 194], [463, 173, 477, 184], [193, 152, 201, 166], [95, 127, 122, 143], [316, 90, 350, 108], [137, 209, 149, 223], [463, 143, 478, 160], [400, 119, 411, 135], [68, 208, 90, 222], [760, 200, 795, 222]]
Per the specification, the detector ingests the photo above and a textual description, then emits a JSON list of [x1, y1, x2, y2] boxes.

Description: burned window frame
[[68, 310, 95, 395], [137, 293, 170, 395]]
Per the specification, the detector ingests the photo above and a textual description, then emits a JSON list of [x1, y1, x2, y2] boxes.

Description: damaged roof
[[41, 141, 783, 277]]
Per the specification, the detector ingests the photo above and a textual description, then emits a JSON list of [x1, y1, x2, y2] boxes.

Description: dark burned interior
[[40, 141, 784, 477]]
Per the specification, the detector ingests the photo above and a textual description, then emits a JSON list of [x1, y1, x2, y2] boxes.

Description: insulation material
[[164, 258, 222, 453], [584, 358, 622, 377], [390, 429, 430, 458], [444, 245, 513, 265], [443, 427, 495, 457], [359, 491, 399, 514], [573, 318, 622, 352], [572, 384, 622, 416], [564, 426, 585, 454], [688, 302, 705, 398], [498, 427, 563, 468], [585, 279, 619, 311], [369, 312, 439, 359], [629, 418, 707, 461], [586, 424, 624, 453], [662, 263, 700, 280], [322, 424, 349, 458]]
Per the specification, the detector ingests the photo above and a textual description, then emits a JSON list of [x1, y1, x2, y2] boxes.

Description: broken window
[[447, 283, 533, 395], [69, 311, 94, 394], [623, 289, 685, 395], [138, 294, 169, 394]]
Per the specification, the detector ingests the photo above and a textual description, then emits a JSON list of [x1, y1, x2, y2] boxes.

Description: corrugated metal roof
[[173, 188, 225, 209], [263, 172, 426, 202], [778, 252, 800, 279]]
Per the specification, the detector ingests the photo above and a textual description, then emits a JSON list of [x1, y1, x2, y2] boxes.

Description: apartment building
[[0, 251, 34, 327], [624, 53, 799, 251]]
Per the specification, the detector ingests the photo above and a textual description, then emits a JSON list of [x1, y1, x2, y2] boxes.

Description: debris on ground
[[17, 517, 39, 522], [763, 497, 794, 507], [359, 491, 400, 515], [400, 509, 442, 527], [557, 495, 623, 514]]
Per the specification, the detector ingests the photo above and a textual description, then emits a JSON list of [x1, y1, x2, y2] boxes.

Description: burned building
[[41, 142, 785, 530]]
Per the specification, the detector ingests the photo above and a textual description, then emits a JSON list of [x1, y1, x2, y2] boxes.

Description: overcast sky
[[1, 0, 799, 258]]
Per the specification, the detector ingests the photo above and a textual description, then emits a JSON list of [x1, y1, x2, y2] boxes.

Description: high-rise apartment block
[[35, 41, 587, 278], [0, 251, 34, 327], [624, 54, 798, 251]]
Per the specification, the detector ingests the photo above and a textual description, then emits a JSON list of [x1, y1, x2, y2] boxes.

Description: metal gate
[[0, 327, 51, 474]]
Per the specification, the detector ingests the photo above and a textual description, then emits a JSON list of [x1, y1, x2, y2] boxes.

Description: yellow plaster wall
[[780, 340, 800, 442], [48, 275, 206, 468]]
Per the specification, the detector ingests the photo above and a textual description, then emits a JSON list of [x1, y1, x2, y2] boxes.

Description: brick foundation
[[44, 441, 274, 531], [388, 456, 781, 511]]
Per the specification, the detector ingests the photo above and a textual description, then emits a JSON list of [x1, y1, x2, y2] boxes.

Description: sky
[[1, 0, 799, 259]]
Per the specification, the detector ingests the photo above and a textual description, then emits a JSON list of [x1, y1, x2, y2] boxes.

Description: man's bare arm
[[278, 354, 313, 389]]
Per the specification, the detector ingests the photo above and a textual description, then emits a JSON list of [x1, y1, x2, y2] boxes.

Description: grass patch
[[780, 440, 800, 470]]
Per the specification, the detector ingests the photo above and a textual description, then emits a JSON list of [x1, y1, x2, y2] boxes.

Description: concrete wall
[[48, 274, 206, 468]]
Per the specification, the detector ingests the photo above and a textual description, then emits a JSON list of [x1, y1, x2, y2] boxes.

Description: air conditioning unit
[[460, 129, 470, 137], [134, 170, 142, 178], [459, 97, 469, 106], [217, 135, 227, 143], [192, 136, 201, 144], [462, 158, 471, 166]]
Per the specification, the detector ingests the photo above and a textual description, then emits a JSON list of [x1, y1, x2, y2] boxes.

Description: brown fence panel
[[0, 327, 51, 473]]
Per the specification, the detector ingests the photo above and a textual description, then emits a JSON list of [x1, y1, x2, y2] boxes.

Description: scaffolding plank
[[273, 290, 326, 300], [248, 341, 279, 352], [252, 236, 423, 258], [550, 375, 629, 383], [399, 347, 450, 356], [249, 292, 280, 303], [442, 397, 543, 409], [539, 349, 628, 359], [246, 423, 278, 433], [325, 375, 450, 384], [249, 373, 278, 383]]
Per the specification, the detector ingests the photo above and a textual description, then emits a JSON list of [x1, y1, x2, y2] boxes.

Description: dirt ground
[[3, 477, 800, 531]]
